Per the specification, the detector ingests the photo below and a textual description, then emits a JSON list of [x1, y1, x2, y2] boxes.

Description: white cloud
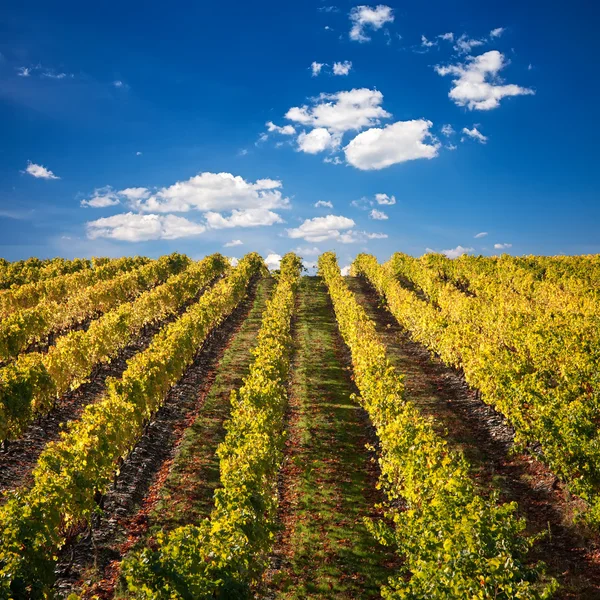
[[323, 156, 343, 165], [349, 5, 394, 42], [438, 32, 454, 42], [265, 253, 282, 270], [224, 239, 243, 247], [494, 242, 512, 250], [474, 231, 488, 238], [255, 132, 269, 145], [286, 214, 355, 242], [113, 80, 124, 87], [41, 70, 69, 79], [421, 35, 436, 48], [297, 128, 340, 154], [340, 265, 351, 276], [311, 61, 325, 76], [136, 151, 143, 156], [441, 124, 455, 136], [133, 172, 289, 214], [446, 143, 457, 151], [266, 121, 296, 135], [435, 50, 535, 110], [369, 208, 388, 220], [285, 88, 390, 133], [374, 193, 396, 205], [453, 34, 485, 54], [228, 257, 239, 267], [315, 200, 333, 208], [24, 161, 60, 180], [86, 212, 206, 242], [205, 208, 284, 229], [81, 186, 121, 208], [17, 67, 31, 77], [462, 126, 488, 144], [294, 246, 321, 256], [442, 245, 474, 259], [118, 187, 151, 201], [332, 61, 352, 75], [490, 27, 505, 38], [365, 232, 387, 239], [318, 5, 339, 12], [344, 119, 440, 170]]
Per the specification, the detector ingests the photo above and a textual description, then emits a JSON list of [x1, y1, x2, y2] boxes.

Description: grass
[[268, 276, 394, 599], [147, 276, 275, 532]]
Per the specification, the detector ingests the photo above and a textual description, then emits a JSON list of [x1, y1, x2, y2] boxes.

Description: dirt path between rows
[[347, 275, 600, 600]]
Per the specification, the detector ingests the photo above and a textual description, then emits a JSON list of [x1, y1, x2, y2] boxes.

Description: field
[[0, 251, 599, 599]]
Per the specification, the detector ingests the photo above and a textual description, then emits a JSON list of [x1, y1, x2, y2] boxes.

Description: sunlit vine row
[[0, 254, 228, 442], [0, 253, 263, 598], [324, 252, 555, 599], [122, 253, 302, 599]]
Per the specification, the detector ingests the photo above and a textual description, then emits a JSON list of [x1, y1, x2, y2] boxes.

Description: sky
[[1, 0, 598, 269]]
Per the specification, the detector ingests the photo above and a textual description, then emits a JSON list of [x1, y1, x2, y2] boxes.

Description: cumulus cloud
[[349, 5, 394, 42], [375, 193, 396, 205], [435, 50, 535, 110], [369, 208, 388, 220], [315, 200, 334, 208], [118, 187, 151, 201], [294, 246, 321, 256], [204, 208, 284, 229], [228, 257, 239, 267], [86, 212, 206, 242], [332, 61, 352, 75], [490, 27, 505, 38], [421, 35, 436, 48], [266, 121, 296, 135], [494, 242, 512, 249], [24, 161, 60, 180], [81, 186, 121, 208], [311, 61, 325, 76], [340, 265, 351, 276], [344, 119, 440, 170], [442, 245, 474, 259], [441, 124, 455, 136], [265, 253, 282, 270], [462, 126, 488, 143], [453, 34, 485, 54], [286, 214, 355, 242], [224, 239, 243, 247], [438, 32, 454, 42], [132, 172, 289, 214], [297, 128, 340, 154], [285, 88, 390, 133], [474, 231, 488, 238]]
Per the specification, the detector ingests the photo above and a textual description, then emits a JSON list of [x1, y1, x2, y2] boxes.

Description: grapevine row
[[374, 253, 600, 522], [0, 253, 190, 362], [0, 255, 150, 318], [122, 253, 302, 599], [0, 254, 228, 442], [0, 257, 94, 290], [0, 253, 263, 598], [321, 253, 554, 599]]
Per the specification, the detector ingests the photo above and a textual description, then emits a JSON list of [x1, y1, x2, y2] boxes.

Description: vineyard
[[0, 251, 599, 599]]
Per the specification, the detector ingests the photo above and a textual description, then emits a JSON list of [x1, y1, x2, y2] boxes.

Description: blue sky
[[1, 0, 598, 268]]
